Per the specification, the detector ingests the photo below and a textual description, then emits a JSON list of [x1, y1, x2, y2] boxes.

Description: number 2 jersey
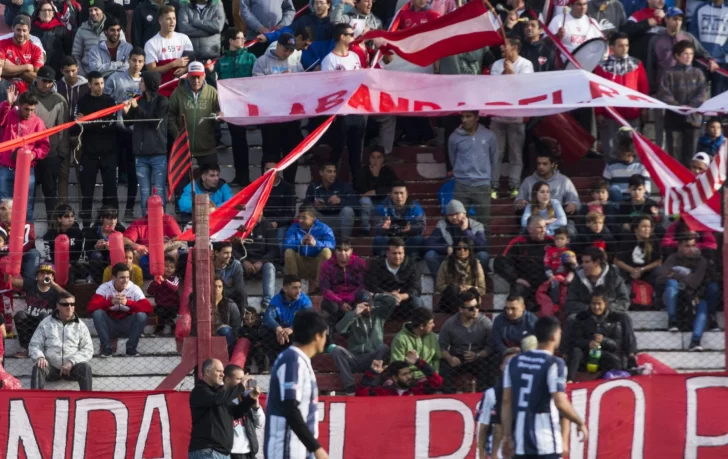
[[503, 350, 566, 456]]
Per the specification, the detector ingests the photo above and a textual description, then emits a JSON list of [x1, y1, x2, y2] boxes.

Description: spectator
[[0, 15, 44, 93], [587, 0, 627, 35], [262, 274, 312, 363], [188, 358, 259, 459], [603, 135, 652, 203], [252, 35, 303, 185], [261, 159, 297, 246], [87, 17, 131, 78], [331, 0, 382, 32], [0, 89, 50, 220], [177, 0, 225, 61], [689, 151, 711, 176], [439, 290, 493, 393], [224, 364, 265, 459], [435, 239, 486, 313], [547, 0, 602, 54], [520, 13, 556, 72], [101, 245, 144, 286], [122, 70, 168, 216], [144, 6, 193, 89], [565, 246, 631, 316], [357, 350, 443, 396], [75, 71, 118, 226], [520, 181, 568, 237], [123, 211, 184, 278], [615, 174, 660, 234], [239, 0, 294, 53], [425, 199, 488, 280], [616, 214, 663, 286], [543, 227, 576, 285], [72, 3, 127, 76], [83, 205, 125, 275], [365, 237, 424, 313], [320, 238, 367, 326], [29, 291, 94, 390], [515, 152, 580, 215], [213, 241, 248, 311], [490, 38, 532, 199], [88, 262, 153, 357], [30, 0, 70, 74], [491, 294, 537, 356], [239, 307, 268, 372], [661, 217, 718, 259], [0, 199, 39, 279], [191, 277, 242, 355], [147, 256, 179, 335], [303, 161, 357, 240], [215, 27, 257, 186], [0, 0, 33, 29], [355, 147, 399, 235], [132, 0, 180, 48], [594, 33, 650, 161], [690, 0, 728, 96], [567, 287, 626, 381], [261, 23, 313, 68], [332, 289, 396, 395], [581, 179, 617, 227], [259, 0, 332, 48], [283, 206, 335, 293], [233, 215, 277, 310], [41, 204, 84, 278], [697, 118, 724, 157], [7, 263, 69, 358], [57, 56, 87, 205], [574, 211, 617, 256], [494, 216, 553, 307], [29, 65, 68, 220], [258, 17, 326, 72], [625, 0, 665, 63], [372, 181, 426, 257], [448, 111, 497, 228], [178, 164, 233, 214], [390, 307, 439, 380], [657, 233, 719, 350], [169, 61, 221, 168], [657, 40, 708, 166]]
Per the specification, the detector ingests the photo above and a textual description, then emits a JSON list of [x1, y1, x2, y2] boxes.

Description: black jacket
[[521, 39, 557, 73], [131, 0, 181, 47], [30, 23, 70, 74], [571, 309, 624, 354], [126, 75, 169, 156], [364, 257, 422, 299], [495, 235, 554, 290], [82, 222, 126, 254], [42, 222, 85, 263], [565, 264, 631, 316], [75, 93, 117, 157], [264, 178, 297, 227], [354, 165, 399, 200], [188, 380, 254, 455], [234, 218, 278, 262]]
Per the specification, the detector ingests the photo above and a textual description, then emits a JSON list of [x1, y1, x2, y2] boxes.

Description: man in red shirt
[[123, 214, 184, 278], [399, 0, 440, 30], [0, 15, 44, 94]]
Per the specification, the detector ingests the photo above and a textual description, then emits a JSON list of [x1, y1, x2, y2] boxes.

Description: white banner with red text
[[4, 374, 728, 458]]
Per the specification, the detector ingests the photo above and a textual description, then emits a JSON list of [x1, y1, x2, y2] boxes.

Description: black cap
[[354, 289, 371, 305], [37, 66, 55, 82], [12, 15, 30, 28], [278, 32, 296, 50]]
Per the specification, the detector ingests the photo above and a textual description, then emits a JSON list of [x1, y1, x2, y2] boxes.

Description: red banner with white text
[[3, 374, 728, 458]]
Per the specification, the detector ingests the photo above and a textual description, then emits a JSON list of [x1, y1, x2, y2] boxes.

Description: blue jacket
[[264, 12, 333, 48], [301, 39, 335, 70], [178, 179, 233, 214], [374, 196, 426, 237], [283, 219, 336, 257], [303, 181, 357, 215], [438, 178, 475, 216], [690, 3, 728, 63], [263, 290, 313, 330]]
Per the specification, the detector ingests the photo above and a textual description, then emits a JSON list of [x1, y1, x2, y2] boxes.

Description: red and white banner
[[360, 0, 502, 66], [665, 140, 727, 216], [3, 374, 728, 458], [218, 68, 670, 125]]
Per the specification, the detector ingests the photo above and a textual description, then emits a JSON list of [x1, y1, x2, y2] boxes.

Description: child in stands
[[102, 245, 143, 287], [696, 118, 724, 157], [147, 256, 180, 336], [615, 175, 660, 236], [602, 139, 651, 203], [541, 227, 576, 313], [575, 211, 617, 257], [581, 180, 617, 228]]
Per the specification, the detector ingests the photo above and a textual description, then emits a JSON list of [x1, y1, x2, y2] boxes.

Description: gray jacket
[[177, 0, 226, 60], [71, 15, 127, 76], [516, 170, 581, 209], [28, 310, 94, 369], [447, 125, 497, 187], [104, 70, 142, 132], [434, 218, 485, 246], [239, 0, 295, 33], [87, 41, 133, 78], [29, 81, 69, 158], [438, 313, 493, 357], [331, 3, 383, 30], [252, 48, 303, 75], [440, 49, 489, 76]]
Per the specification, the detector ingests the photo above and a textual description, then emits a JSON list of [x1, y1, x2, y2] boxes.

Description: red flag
[[167, 123, 191, 200], [360, 0, 503, 67]]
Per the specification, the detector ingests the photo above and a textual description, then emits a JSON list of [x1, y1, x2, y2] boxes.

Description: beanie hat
[[446, 199, 466, 215]]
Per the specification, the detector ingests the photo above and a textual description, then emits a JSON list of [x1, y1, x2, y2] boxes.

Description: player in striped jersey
[[478, 347, 521, 459], [501, 316, 587, 459], [265, 310, 329, 459]]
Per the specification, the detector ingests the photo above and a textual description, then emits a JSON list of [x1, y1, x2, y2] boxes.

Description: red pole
[[723, 188, 728, 369], [194, 194, 212, 378], [7, 148, 32, 276]]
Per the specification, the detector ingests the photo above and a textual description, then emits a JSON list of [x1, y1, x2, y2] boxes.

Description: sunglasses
[[59, 302, 75, 307], [455, 246, 470, 251], [343, 32, 354, 37], [460, 306, 478, 312]]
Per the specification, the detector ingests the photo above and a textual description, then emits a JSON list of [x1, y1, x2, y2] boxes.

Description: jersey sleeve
[[31, 44, 43, 68], [547, 359, 567, 394], [144, 41, 159, 64], [503, 357, 514, 389], [279, 354, 304, 402], [478, 388, 496, 425], [183, 35, 194, 52]]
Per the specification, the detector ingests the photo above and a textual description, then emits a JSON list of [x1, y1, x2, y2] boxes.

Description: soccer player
[[500, 316, 587, 459], [265, 309, 329, 459], [477, 347, 520, 459]]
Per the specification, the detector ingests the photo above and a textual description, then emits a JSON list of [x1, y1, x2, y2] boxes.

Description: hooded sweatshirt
[[125, 72, 169, 157], [56, 74, 89, 120], [689, 2, 728, 63], [516, 170, 581, 208], [391, 323, 440, 380], [330, 2, 383, 32], [71, 14, 127, 75], [87, 40, 133, 78], [335, 293, 397, 355], [319, 254, 367, 306], [565, 263, 631, 315], [104, 69, 142, 133], [168, 79, 220, 157], [0, 101, 50, 167], [283, 219, 336, 258], [251, 47, 303, 75], [29, 80, 69, 158], [448, 124, 497, 187]]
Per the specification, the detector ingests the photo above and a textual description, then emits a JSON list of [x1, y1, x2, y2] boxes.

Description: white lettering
[[135, 394, 172, 459], [685, 376, 728, 458], [570, 388, 588, 459], [7, 400, 42, 459], [328, 402, 346, 459], [587, 380, 645, 459], [52, 399, 70, 459], [415, 398, 474, 459], [72, 398, 129, 459]]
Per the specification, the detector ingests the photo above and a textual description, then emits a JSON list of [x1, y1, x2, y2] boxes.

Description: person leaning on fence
[[283, 206, 335, 294], [357, 350, 443, 396], [29, 291, 94, 390], [88, 262, 153, 357], [262, 275, 313, 365]]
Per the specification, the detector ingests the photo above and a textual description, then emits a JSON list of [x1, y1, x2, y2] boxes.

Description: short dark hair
[[164, 255, 176, 265], [130, 46, 145, 59], [370, 145, 386, 156], [706, 117, 722, 127], [553, 227, 569, 238], [505, 293, 524, 304], [459, 289, 479, 307], [507, 37, 521, 52], [673, 39, 695, 57], [590, 285, 607, 302], [295, 25, 314, 41], [535, 151, 556, 163], [391, 180, 407, 190], [104, 17, 121, 31], [388, 237, 405, 249], [582, 246, 606, 264], [18, 92, 37, 106], [608, 31, 629, 46], [410, 307, 434, 328], [388, 360, 410, 377], [678, 232, 699, 244], [628, 174, 646, 188], [223, 363, 244, 379], [61, 55, 78, 68], [335, 238, 352, 249], [298, 206, 316, 217], [200, 163, 221, 175], [123, 244, 135, 255], [534, 316, 560, 343], [111, 262, 130, 277], [224, 27, 243, 43], [212, 241, 232, 253], [291, 310, 328, 345], [592, 179, 610, 193], [283, 274, 302, 286], [319, 161, 336, 171], [87, 70, 104, 82], [96, 204, 118, 222], [332, 23, 352, 42], [57, 290, 74, 303]]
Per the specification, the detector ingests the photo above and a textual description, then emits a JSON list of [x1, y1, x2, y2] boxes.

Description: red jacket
[[594, 55, 649, 120], [147, 276, 180, 308], [544, 245, 569, 276], [123, 214, 182, 247], [0, 222, 36, 253], [399, 8, 440, 30], [0, 101, 50, 167], [88, 281, 154, 320], [356, 359, 443, 396]]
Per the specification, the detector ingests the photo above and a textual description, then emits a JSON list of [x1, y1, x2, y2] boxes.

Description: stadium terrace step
[[5, 355, 183, 377], [644, 351, 725, 371], [14, 376, 197, 391]]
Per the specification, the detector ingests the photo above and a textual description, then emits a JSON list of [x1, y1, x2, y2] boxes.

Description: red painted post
[[194, 194, 212, 378], [7, 148, 32, 276], [723, 188, 728, 370]]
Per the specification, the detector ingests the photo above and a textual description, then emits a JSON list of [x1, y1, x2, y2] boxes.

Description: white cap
[[692, 152, 711, 167]]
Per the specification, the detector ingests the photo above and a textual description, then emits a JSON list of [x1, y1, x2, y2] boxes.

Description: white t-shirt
[[547, 12, 603, 53], [490, 57, 533, 123], [143, 32, 194, 66], [321, 51, 361, 71]]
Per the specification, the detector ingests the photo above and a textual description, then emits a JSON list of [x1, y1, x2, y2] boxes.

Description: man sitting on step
[[178, 163, 234, 215], [365, 237, 424, 319], [283, 206, 335, 294], [302, 161, 357, 240], [372, 181, 426, 258]]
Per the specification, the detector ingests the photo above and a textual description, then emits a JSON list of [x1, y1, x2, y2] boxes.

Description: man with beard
[[520, 12, 556, 72], [87, 17, 132, 78], [0, 15, 43, 92], [356, 349, 443, 396]]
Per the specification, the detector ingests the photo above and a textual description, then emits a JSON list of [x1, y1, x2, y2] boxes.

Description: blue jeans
[[317, 207, 355, 239], [372, 235, 426, 258], [663, 279, 709, 342], [135, 155, 167, 216], [608, 185, 625, 204], [92, 310, 148, 354], [22, 249, 40, 281], [261, 261, 275, 309], [359, 197, 374, 232], [275, 226, 287, 250], [216, 325, 236, 355], [188, 449, 229, 459], [424, 249, 489, 279], [0, 166, 35, 221]]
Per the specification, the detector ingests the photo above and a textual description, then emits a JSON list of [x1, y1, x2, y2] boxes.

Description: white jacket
[[29, 310, 94, 369]]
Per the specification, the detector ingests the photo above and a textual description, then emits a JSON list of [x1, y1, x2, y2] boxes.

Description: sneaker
[[688, 341, 703, 352], [509, 187, 519, 198], [668, 320, 679, 332], [126, 350, 141, 357], [708, 315, 721, 331], [100, 349, 113, 358], [124, 209, 134, 221], [490, 189, 498, 199]]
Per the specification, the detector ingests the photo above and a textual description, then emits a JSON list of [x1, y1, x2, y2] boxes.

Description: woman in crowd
[[614, 215, 663, 285], [41, 204, 84, 281], [83, 205, 126, 283], [520, 181, 568, 236], [191, 277, 241, 356], [435, 237, 486, 313], [31, 0, 71, 73], [355, 146, 399, 234]]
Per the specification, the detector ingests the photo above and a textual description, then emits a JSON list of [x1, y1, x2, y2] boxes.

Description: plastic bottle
[[586, 345, 602, 373]]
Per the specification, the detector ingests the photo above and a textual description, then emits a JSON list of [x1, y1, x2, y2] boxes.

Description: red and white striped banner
[[665, 141, 727, 216]]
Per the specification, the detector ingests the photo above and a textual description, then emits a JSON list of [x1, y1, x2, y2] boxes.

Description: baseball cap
[[187, 61, 205, 77], [666, 7, 684, 17], [12, 14, 30, 28], [354, 289, 371, 305], [37, 66, 56, 82], [279, 32, 296, 50], [37, 263, 56, 275], [693, 152, 711, 167]]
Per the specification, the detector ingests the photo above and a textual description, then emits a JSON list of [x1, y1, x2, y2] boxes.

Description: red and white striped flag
[[361, 0, 503, 67], [664, 141, 727, 215]]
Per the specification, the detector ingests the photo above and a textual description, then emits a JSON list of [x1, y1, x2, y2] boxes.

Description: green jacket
[[215, 48, 257, 80], [335, 293, 397, 355], [168, 80, 220, 157], [391, 323, 440, 380]]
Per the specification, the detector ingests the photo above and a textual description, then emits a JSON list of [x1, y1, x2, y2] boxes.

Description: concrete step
[[16, 375, 196, 391], [635, 331, 725, 351], [5, 355, 183, 377], [4, 336, 178, 356], [645, 351, 725, 370]]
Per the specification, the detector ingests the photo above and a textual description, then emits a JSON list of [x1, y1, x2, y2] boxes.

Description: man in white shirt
[[224, 364, 265, 459], [547, 0, 602, 53], [490, 38, 534, 199], [144, 5, 194, 89]]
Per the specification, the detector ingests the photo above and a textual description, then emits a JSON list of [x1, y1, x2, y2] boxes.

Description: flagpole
[[483, 0, 508, 45]]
